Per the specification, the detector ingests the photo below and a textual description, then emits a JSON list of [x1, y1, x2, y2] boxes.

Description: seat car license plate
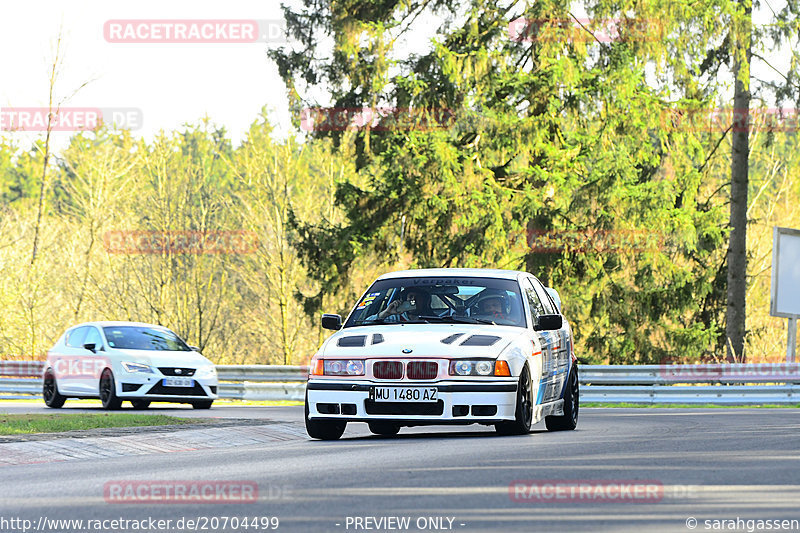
[[163, 377, 194, 387], [370, 387, 438, 402]]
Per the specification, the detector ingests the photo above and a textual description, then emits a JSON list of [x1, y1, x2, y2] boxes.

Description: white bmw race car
[[305, 268, 578, 439]]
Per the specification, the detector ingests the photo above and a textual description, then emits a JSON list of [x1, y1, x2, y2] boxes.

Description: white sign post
[[770, 227, 800, 362]]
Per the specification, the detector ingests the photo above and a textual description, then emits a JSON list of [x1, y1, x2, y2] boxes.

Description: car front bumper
[[116, 374, 219, 400], [306, 379, 518, 423]]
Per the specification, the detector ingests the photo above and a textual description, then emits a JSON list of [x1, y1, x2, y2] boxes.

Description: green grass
[[0, 413, 195, 435], [582, 402, 800, 408]]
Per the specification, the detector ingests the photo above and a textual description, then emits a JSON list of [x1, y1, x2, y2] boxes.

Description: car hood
[[320, 324, 526, 359], [110, 349, 212, 368]]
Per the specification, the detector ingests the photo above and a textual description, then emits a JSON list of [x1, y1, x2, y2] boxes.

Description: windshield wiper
[[417, 315, 496, 325]]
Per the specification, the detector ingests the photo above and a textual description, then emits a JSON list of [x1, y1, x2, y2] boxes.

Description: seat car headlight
[[324, 359, 365, 376], [449, 359, 499, 376], [121, 361, 154, 373], [195, 365, 217, 378]]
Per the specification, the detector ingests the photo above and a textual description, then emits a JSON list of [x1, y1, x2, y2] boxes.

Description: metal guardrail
[[2, 361, 800, 404]]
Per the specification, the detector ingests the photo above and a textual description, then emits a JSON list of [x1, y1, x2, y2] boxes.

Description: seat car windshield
[[102, 326, 192, 351], [345, 277, 527, 328]]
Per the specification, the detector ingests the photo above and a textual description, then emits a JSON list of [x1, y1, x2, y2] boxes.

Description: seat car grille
[[407, 361, 438, 380], [373, 361, 403, 379], [158, 367, 196, 376]]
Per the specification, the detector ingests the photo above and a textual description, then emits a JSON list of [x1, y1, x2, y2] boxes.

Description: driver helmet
[[474, 289, 508, 315]]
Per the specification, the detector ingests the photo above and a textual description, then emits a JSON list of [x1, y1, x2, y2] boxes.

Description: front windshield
[[102, 326, 192, 351], [345, 276, 526, 328]]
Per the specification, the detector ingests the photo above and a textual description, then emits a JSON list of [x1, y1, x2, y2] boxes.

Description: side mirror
[[189, 345, 200, 352], [83, 343, 97, 353], [321, 313, 342, 331], [535, 314, 563, 331]]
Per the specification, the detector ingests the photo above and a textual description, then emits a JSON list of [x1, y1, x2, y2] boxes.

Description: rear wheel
[[368, 422, 400, 436], [495, 365, 533, 435], [305, 393, 346, 440], [99, 369, 122, 410], [545, 367, 579, 431], [191, 400, 213, 409], [43, 370, 66, 408], [130, 400, 151, 409]]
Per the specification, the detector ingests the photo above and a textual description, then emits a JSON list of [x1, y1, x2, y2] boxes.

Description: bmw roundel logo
[[402, 348, 413, 354]]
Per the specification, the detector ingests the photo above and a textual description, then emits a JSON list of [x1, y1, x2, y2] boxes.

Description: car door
[[521, 277, 560, 405], [532, 277, 571, 399], [79, 326, 108, 394]]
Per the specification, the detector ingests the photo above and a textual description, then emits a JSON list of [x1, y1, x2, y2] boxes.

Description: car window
[[522, 278, 546, 324], [345, 277, 527, 327], [83, 327, 104, 350], [532, 278, 557, 315], [65, 326, 89, 348], [102, 326, 192, 351]]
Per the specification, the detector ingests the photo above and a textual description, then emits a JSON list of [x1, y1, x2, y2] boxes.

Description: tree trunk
[[726, 0, 752, 362]]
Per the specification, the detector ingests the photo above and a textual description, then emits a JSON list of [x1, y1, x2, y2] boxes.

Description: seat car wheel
[[545, 367, 579, 431], [130, 400, 151, 409], [305, 392, 346, 440], [99, 369, 123, 410], [191, 401, 213, 409], [42, 369, 66, 408], [368, 422, 400, 436], [495, 365, 533, 435]]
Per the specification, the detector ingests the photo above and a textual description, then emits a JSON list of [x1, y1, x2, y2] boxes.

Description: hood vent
[[371, 333, 384, 344], [460, 335, 500, 347], [441, 333, 464, 344], [337, 335, 367, 347]]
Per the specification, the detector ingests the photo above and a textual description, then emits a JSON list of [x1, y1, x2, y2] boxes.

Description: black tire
[[368, 422, 400, 436], [191, 400, 213, 409], [545, 366, 579, 431], [43, 369, 66, 408], [305, 393, 346, 440], [99, 369, 122, 410], [495, 365, 533, 435], [130, 400, 151, 409]]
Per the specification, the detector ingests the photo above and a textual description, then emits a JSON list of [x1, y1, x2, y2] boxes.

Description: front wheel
[[43, 370, 66, 408], [191, 401, 213, 409], [545, 367, 579, 431], [495, 365, 533, 435], [130, 400, 151, 409], [99, 369, 122, 410], [305, 393, 346, 440]]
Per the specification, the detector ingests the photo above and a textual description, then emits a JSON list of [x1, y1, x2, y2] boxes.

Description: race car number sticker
[[370, 387, 439, 402], [356, 292, 381, 309]]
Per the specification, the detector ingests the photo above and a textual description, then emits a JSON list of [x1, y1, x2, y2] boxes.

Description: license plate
[[370, 387, 438, 402], [163, 377, 194, 387]]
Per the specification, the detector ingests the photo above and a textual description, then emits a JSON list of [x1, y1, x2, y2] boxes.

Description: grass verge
[[0, 413, 194, 435]]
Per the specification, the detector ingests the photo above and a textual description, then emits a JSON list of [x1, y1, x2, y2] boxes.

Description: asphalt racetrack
[[1, 404, 799, 533]]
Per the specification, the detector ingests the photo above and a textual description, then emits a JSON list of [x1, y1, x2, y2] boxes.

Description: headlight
[[449, 359, 498, 376], [121, 361, 153, 373], [195, 365, 217, 378], [323, 359, 365, 376]]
